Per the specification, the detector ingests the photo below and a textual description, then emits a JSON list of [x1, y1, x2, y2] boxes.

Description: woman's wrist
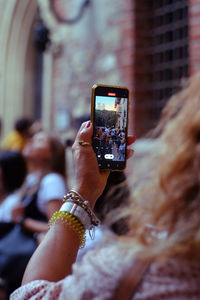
[[72, 186, 98, 208], [49, 211, 86, 248], [62, 190, 100, 229], [47, 189, 101, 249]]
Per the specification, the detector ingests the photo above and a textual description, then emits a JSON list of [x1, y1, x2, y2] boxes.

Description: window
[[151, 0, 189, 113], [134, 0, 189, 136]]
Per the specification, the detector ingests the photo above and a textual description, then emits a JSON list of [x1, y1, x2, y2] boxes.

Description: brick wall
[[50, 0, 200, 137], [189, 0, 200, 74], [51, 0, 135, 134], [132, 1, 154, 137]]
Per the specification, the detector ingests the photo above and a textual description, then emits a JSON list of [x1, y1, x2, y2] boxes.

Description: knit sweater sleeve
[[10, 242, 134, 300], [10, 242, 200, 300]]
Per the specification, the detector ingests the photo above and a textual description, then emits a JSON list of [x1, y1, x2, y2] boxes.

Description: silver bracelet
[[70, 189, 89, 204]]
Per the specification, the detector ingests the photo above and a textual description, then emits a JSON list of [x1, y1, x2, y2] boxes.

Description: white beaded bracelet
[[59, 202, 92, 230], [61, 191, 100, 240], [63, 191, 100, 227]]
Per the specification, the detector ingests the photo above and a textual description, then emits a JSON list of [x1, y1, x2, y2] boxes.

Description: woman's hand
[[72, 121, 109, 207], [72, 121, 136, 208]]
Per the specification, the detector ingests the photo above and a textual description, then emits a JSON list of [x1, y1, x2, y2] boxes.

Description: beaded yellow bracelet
[[48, 211, 86, 248]]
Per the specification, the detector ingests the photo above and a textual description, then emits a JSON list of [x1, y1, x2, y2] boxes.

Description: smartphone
[[91, 84, 129, 170]]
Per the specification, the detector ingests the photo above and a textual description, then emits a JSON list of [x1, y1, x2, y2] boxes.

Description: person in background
[[0, 151, 27, 222], [11, 73, 200, 299], [1, 131, 67, 297], [0, 150, 27, 299], [1, 118, 33, 152], [11, 130, 67, 237]]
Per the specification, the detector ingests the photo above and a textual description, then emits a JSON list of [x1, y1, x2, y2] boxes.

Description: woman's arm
[[15, 200, 62, 234], [22, 218, 48, 233], [22, 121, 135, 285], [22, 121, 108, 284], [22, 221, 80, 283]]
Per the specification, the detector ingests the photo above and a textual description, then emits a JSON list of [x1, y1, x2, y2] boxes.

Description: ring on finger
[[79, 140, 91, 147]]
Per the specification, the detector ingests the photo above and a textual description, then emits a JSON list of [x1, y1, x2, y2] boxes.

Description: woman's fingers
[[126, 135, 136, 159], [127, 149, 134, 159], [127, 135, 136, 145], [76, 121, 92, 144]]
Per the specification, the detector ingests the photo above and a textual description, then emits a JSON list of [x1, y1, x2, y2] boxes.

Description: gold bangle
[[48, 211, 86, 248]]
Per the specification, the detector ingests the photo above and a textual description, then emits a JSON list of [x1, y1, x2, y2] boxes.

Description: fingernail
[[86, 121, 91, 128], [81, 122, 87, 129]]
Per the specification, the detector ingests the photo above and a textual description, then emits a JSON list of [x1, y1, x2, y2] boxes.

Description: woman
[[11, 74, 200, 299], [0, 151, 27, 299], [0, 150, 27, 222], [11, 131, 67, 233], [3, 131, 67, 297]]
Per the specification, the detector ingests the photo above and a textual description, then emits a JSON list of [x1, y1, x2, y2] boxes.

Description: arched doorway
[[0, 0, 38, 136]]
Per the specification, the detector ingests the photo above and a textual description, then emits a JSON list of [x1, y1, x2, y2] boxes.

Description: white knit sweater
[[11, 240, 200, 300]]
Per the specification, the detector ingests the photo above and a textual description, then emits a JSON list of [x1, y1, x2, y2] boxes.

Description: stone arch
[[0, 0, 38, 136]]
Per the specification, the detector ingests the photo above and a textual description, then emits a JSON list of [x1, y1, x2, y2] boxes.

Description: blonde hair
[[124, 72, 200, 260]]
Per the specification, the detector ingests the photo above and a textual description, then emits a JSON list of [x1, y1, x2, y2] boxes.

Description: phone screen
[[91, 85, 129, 170]]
